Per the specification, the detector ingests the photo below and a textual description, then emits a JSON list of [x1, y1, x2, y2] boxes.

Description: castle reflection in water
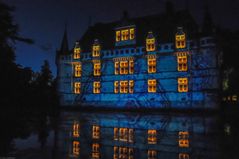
[[57, 111, 220, 159]]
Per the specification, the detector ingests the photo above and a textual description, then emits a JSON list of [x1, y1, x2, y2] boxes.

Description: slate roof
[[79, 9, 199, 52]]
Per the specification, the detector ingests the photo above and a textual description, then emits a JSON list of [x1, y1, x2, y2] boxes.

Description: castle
[[56, 8, 221, 109]]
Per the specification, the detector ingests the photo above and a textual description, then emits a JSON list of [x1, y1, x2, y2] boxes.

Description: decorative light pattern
[[146, 31, 156, 52], [148, 150, 157, 159], [179, 153, 190, 159], [92, 143, 100, 159], [92, 125, 100, 139], [73, 42, 81, 59], [93, 62, 101, 76], [73, 121, 80, 137], [148, 56, 156, 73], [72, 141, 80, 156]]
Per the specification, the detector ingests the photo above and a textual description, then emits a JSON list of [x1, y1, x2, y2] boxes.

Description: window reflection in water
[[72, 141, 80, 156], [92, 143, 100, 159], [148, 129, 157, 144], [148, 150, 157, 159], [72, 121, 79, 137], [178, 131, 189, 148], [64, 112, 219, 159]]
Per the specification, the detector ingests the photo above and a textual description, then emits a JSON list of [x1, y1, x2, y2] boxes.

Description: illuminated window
[[120, 81, 128, 93], [73, 42, 81, 59], [175, 27, 186, 49], [179, 153, 189, 159], [92, 39, 100, 57], [74, 48, 80, 59], [129, 80, 134, 94], [130, 28, 135, 40], [74, 64, 81, 77], [148, 150, 157, 159], [178, 131, 189, 147], [121, 29, 129, 41], [148, 56, 156, 73], [92, 143, 100, 159], [146, 31, 156, 52], [148, 79, 156, 93], [119, 128, 128, 141], [177, 52, 187, 71], [92, 125, 100, 139], [129, 60, 134, 74], [115, 61, 119, 74], [72, 141, 80, 156], [148, 130, 157, 144], [116, 31, 121, 42], [120, 61, 128, 74], [73, 121, 80, 137], [94, 62, 101, 76], [119, 147, 127, 159], [93, 81, 101, 94], [114, 128, 118, 140], [128, 129, 134, 143], [74, 82, 81, 94], [114, 146, 118, 159], [114, 81, 119, 93], [178, 78, 188, 92]]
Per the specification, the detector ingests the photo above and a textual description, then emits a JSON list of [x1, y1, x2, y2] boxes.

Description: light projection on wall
[[175, 27, 186, 49], [178, 131, 189, 147], [178, 78, 188, 92], [146, 31, 156, 52], [177, 52, 188, 71], [115, 28, 135, 42]]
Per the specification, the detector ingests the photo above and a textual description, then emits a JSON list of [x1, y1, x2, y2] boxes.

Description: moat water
[[1, 106, 239, 159]]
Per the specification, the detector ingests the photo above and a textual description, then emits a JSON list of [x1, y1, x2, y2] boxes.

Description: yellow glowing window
[[119, 147, 127, 159], [129, 60, 134, 74], [119, 128, 128, 141], [130, 28, 135, 40], [178, 131, 189, 147], [73, 121, 80, 137], [176, 34, 186, 49], [177, 52, 187, 71], [115, 61, 119, 75], [148, 57, 156, 73], [148, 130, 157, 144], [116, 31, 121, 42], [74, 48, 81, 59], [120, 81, 128, 93], [92, 143, 100, 159], [178, 78, 188, 92], [94, 62, 101, 76], [92, 125, 100, 139], [179, 153, 189, 159], [74, 82, 81, 94], [128, 148, 133, 159], [114, 81, 119, 93], [121, 29, 129, 41], [93, 81, 101, 94], [120, 61, 128, 74], [148, 150, 157, 159], [92, 45, 100, 57], [74, 64, 81, 77], [128, 129, 134, 143], [146, 38, 156, 52], [72, 141, 80, 156], [114, 146, 118, 159], [148, 79, 156, 93], [129, 80, 134, 94], [114, 128, 118, 140]]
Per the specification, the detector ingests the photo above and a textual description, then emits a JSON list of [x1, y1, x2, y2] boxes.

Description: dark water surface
[[1, 107, 239, 159]]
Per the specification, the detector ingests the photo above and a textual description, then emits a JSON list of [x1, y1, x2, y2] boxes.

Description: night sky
[[2, 0, 239, 76]]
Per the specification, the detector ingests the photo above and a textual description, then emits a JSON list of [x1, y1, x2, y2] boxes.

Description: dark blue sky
[[2, 0, 239, 76]]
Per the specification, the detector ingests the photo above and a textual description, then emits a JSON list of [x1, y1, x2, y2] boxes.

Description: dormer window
[[73, 42, 81, 59], [175, 27, 186, 49], [115, 27, 135, 42], [92, 39, 100, 57], [146, 31, 156, 52]]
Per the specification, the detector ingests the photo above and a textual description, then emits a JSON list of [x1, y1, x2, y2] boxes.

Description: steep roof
[[79, 9, 199, 52], [57, 28, 70, 56]]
